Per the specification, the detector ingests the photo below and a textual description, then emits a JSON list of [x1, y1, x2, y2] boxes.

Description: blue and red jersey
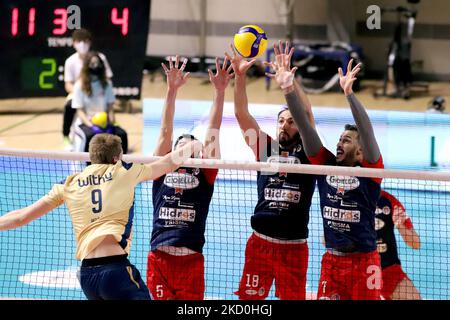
[[151, 167, 218, 253], [376, 190, 413, 269], [252, 135, 316, 240], [309, 147, 384, 252]]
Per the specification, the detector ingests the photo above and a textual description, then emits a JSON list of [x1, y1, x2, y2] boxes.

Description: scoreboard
[[0, 0, 150, 99]]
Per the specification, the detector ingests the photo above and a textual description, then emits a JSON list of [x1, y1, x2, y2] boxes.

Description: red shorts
[[381, 264, 409, 300], [236, 232, 309, 300], [147, 250, 204, 300], [317, 251, 382, 300]]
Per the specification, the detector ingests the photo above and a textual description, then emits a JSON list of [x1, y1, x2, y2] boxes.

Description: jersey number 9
[[91, 189, 103, 214]]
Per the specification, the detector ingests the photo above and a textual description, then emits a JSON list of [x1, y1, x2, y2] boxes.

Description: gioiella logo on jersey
[[164, 172, 199, 190], [326, 175, 360, 194]]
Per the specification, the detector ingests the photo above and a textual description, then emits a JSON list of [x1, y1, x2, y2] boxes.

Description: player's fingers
[[338, 67, 344, 78], [215, 57, 220, 74], [175, 55, 180, 69], [285, 40, 289, 55], [224, 52, 232, 62], [273, 42, 279, 56], [278, 40, 283, 56], [227, 64, 234, 73], [291, 67, 298, 74], [168, 56, 174, 69], [248, 59, 257, 68], [230, 43, 237, 56], [161, 63, 169, 74], [183, 72, 190, 80], [208, 69, 214, 79], [180, 58, 188, 72], [222, 56, 228, 70], [347, 59, 353, 74]]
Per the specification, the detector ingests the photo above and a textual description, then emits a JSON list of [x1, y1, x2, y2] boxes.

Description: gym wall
[[146, 0, 450, 80]]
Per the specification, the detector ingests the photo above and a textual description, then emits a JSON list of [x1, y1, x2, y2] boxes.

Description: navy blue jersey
[[376, 191, 409, 269], [252, 135, 316, 240], [309, 147, 384, 253], [151, 167, 217, 253]]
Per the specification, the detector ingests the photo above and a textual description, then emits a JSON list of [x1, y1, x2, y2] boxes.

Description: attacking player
[[0, 133, 202, 300], [268, 53, 384, 299], [376, 190, 421, 300], [147, 55, 233, 300], [228, 41, 316, 300]]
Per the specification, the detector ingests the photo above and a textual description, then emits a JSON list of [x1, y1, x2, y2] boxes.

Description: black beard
[[278, 132, 300, 149]]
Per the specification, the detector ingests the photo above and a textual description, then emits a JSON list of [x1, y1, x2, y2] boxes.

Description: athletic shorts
[[381, 264, 409, 300], [147, 250, 204, 300], [79, 254, 151, 300], [317, 250, 382, 300], [236, 232, 309, 300]]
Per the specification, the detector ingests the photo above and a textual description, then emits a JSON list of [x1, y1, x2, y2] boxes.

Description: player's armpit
[[308, 146, 334, 165]]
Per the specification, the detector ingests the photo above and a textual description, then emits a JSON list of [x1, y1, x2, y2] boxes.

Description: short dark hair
[[277, 106, 289, 119], [72, 28, 92, 42], [344, 124, 358, 132], [174, 134, 197, 149]]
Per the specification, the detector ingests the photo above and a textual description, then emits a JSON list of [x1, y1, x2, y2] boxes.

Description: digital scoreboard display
[[0, 0, 150, 99]]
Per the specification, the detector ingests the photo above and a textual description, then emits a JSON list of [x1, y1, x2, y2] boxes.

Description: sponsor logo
[[327, 221, 351, 232], [159, 207, 196, 222], [323, 206, 361, 223], [245, 289, 257, 296], [264, 188, 301, 203], [375, 217, 385, 230], [267, 155, 301, 165], [326, 176, 360, 195], [258, 287, 265, 296], [164, 172, 199, 191], [375, 205, 391, 216]]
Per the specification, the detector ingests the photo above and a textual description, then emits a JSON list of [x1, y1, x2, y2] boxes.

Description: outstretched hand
[[161, 55, 190, 91], [264, 41, 297, 91], [339, 59, 361, 96], [225, 44, 257, 77], [208, 56, 234, 91]]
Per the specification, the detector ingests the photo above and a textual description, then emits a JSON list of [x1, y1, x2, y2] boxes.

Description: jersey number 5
[[91, 189, 103, 214]]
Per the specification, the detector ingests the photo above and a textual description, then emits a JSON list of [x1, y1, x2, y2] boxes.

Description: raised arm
[[266, 42, 323, 157], [139, 140, 204, 182], [0, 199, 57, 231], [339, 59, 381, 164], [153, 56, 190, 157], [226, 45, 263, 156], [393, 203, 421, 250], [265, 41, 316, 128], [204, 57, 234, 159]]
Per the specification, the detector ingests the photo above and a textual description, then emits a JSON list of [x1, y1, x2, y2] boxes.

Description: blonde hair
[[89, 134, 122, 164]]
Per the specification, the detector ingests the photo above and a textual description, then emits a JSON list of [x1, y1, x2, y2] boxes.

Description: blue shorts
[[79, 254, 151, 300]]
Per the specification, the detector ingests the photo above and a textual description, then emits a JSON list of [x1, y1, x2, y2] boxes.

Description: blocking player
[[228, 41, 316, 300], [269, 55, 384, 299], [0, 133, 202, 300], [147, 55, 233, 300], [376, 190, 421, 300]]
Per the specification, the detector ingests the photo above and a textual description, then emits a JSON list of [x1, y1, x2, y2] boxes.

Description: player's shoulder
[[65, 52, 79, 65]]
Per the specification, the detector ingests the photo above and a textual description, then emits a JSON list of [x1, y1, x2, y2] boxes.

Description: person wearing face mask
[[63, 29, 113, 150], [71, 51, 128, 154]]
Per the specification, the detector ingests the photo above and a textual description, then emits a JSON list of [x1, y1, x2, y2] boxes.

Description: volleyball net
[[0, 148, 449, 300]]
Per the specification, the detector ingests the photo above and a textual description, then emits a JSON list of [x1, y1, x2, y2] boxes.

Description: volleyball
[[233, 25, 268, 58], [91, 111, 108, 129]]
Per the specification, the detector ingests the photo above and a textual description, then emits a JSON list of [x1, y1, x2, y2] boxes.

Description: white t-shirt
[[72, 80, 115, 119], [64, 52, 113, 83]]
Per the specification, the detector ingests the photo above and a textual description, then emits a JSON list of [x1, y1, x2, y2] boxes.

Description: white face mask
[[74, 41, 90, 55]]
